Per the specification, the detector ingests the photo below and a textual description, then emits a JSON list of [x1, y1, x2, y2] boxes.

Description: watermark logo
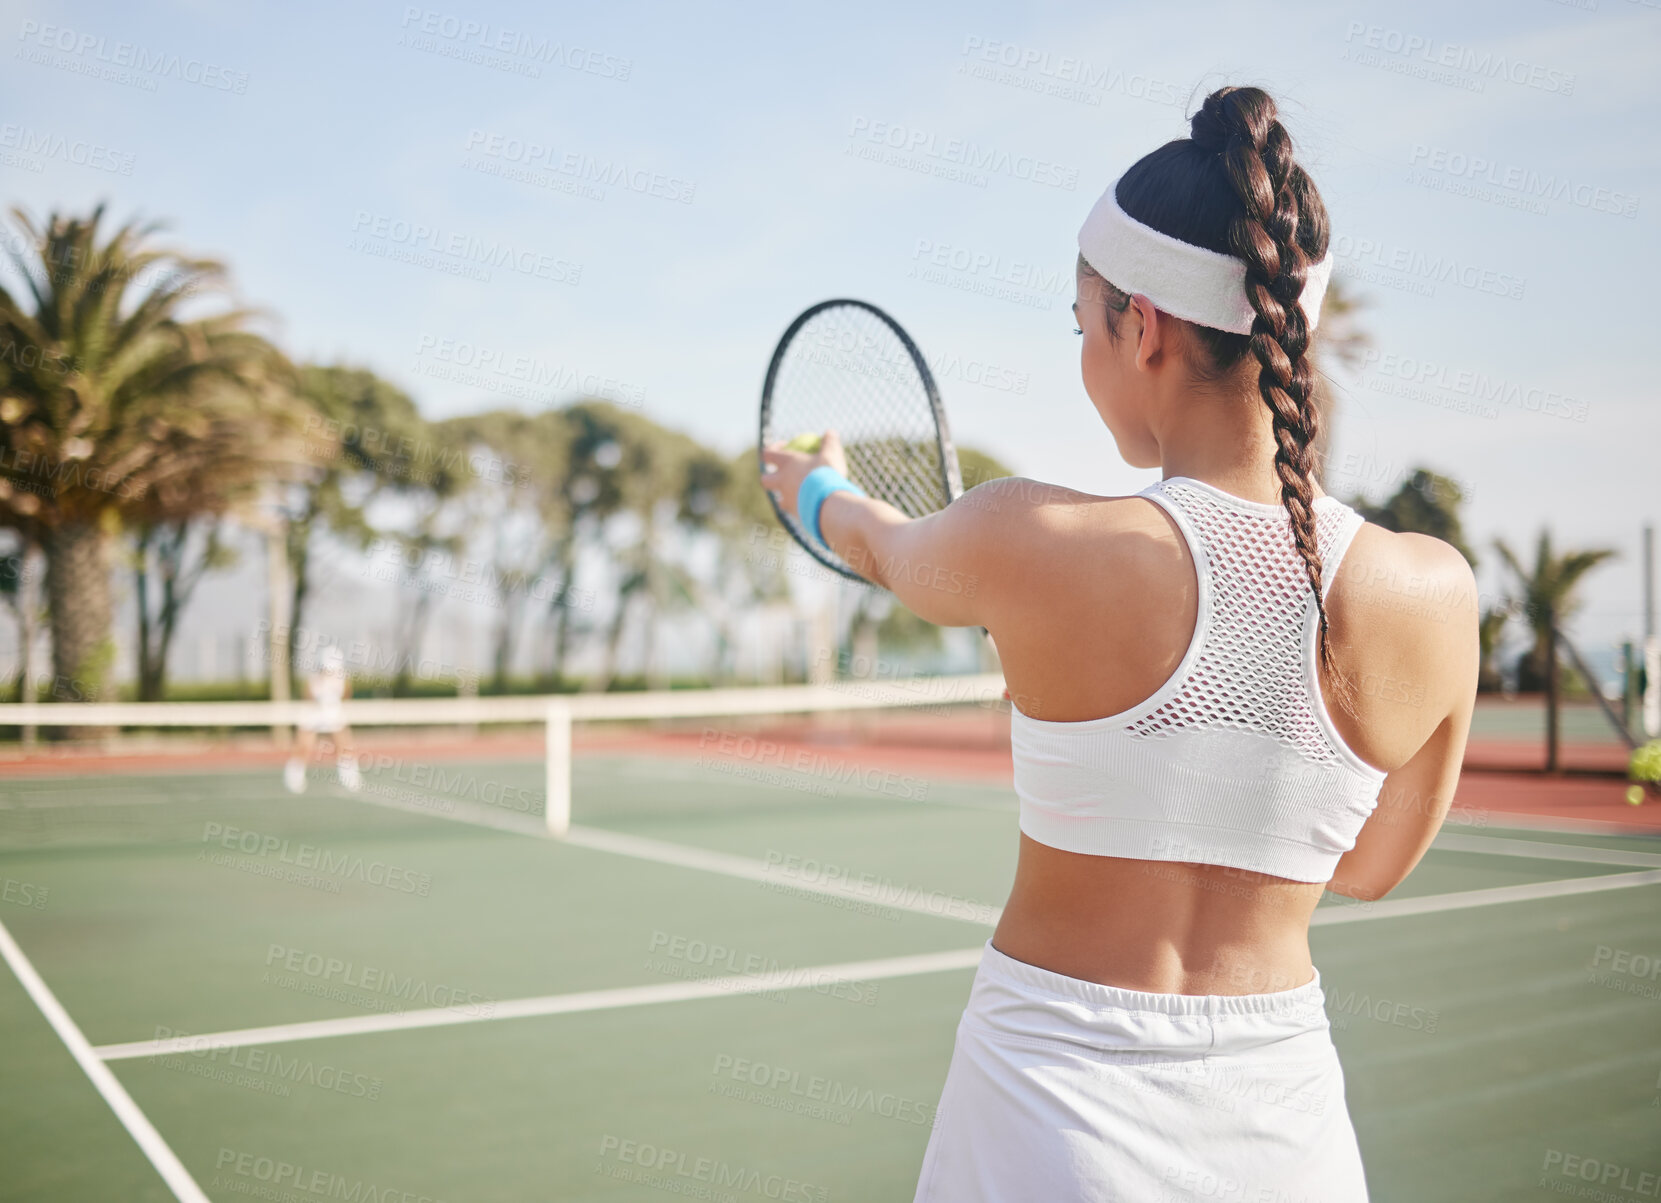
[[347, 211, 582, 286], [1353, 348, 1588, 424], [845, 115, 1078, 191], [1325, 988, 1440, 1034], [594, 1134, 827, 1202], [0, 877, 49, 909], [1406, 143, 1638, 220], [1588, 945, 1661, 1000], [260, 942, 495, 1017], [210, 1148, 444, 1202], [300, 410, 534, 489], [395, 9, 632, 82], [955, 36, 1184, 109], [15, 19, 251, 94], [462, 129, 694, 204], [696, 729, 932, 802], [149, 1028, 383, 1102], [200, 823, 432, 897], [709, 1052, 937, 1128], [1539, 1148, 1661, 1198], [908, 237, 1068, 313], [1339, 22, 1576, 96], [761, 850, 997, 923], [0, 123, 136, 175], [644, 930, 880, 1007], [410, 333, 646, 410], [252, 620, 483, 692], [1331, 233, 1526, 303]]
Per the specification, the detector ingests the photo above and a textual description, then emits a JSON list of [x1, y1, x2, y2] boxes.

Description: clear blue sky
[[3, 0, 1656, 667]]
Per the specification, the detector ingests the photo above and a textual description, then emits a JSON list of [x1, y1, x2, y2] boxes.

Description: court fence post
[[545, 699, 572, 837], [1545, 623, 1559, 773]]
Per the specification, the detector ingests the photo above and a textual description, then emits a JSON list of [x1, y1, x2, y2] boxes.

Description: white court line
[[94, 947, 986, 1061], [0, 917, 210, 1203], [562, 825, 1002, 924], [347, 786, 547, 837], [1465, 813, 1661, 839], [1431, 832, 1661, 868], [562, 824, 1660, 928], [68, 832, 1661, 1068], [1311, 869, 1661, 926], [90, 868, 1661, 1060]]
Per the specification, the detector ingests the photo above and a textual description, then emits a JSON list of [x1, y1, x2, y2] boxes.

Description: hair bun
[[1190, 86, 1275, 155], [1189, 105, 1229, 154]]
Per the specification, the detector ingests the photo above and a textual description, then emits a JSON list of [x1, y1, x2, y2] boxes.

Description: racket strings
[[767, 307, 950, 522]]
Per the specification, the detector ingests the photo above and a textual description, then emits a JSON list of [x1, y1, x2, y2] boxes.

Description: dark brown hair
[[1081, 85, 1351, 710]]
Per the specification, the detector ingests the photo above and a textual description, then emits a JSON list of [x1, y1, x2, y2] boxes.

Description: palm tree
[[1477, 601, 1515, 694], [0, 205, 306, 704], [1494, 530, 1618, 769]]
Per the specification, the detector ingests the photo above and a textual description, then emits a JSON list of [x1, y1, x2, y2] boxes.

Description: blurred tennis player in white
[[283, 644, 361, 794], [763, 85, 1478, 1201]]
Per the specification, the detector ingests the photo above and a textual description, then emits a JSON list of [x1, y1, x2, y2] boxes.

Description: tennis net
[[0, 675, 1012, 850]]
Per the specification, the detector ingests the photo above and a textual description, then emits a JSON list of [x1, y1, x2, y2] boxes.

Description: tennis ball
[[1630, 740, 1661, 783], [1627, 785, 1644, 806], [785, 432, 822, 453]]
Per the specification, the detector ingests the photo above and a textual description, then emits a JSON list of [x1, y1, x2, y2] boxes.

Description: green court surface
[[2, 750, 1659, 1203], [1467, 698, 1634, 745]]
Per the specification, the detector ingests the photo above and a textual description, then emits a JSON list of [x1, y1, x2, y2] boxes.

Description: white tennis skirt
[[913, 940, 1368, 1203]]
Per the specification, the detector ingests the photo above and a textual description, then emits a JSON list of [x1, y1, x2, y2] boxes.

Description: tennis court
[[2, 695, 1658, 1203]]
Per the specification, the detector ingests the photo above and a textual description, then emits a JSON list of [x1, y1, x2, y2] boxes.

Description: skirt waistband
[[977, 939, 1326, 1019]]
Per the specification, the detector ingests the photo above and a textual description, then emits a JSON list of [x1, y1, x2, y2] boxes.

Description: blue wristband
[[797, 465, 865, 547]]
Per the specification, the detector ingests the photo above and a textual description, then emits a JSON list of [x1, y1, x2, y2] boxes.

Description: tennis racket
[[758, 299, 963, 582]]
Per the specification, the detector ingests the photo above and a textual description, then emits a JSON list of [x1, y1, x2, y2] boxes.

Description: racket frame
[[758, 298, 963, 583]]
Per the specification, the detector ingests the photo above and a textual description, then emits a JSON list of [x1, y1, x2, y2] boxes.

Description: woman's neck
[[1153, 394, 1328, 506]]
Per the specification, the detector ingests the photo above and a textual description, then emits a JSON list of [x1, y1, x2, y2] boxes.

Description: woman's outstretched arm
[[759, 431, 1029, 629]]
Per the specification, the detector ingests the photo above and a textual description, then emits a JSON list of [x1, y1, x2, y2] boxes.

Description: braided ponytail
[[1098, 85, 1353, 715], [1199, 87, 1350, 712]]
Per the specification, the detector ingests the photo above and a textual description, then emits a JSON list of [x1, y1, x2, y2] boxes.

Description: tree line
[[0, 206, 1018, 701], [0, 205, 1619, 707]]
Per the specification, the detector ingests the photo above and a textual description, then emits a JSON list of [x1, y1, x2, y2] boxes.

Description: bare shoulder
[[1329, 521, 1480, 715], [959, 477, 1209, 719], [1332, 522, 1479, 629], [955, 476, 1188, 613], [954, 475, 1094, 522], [957, 476, 1174, 551]]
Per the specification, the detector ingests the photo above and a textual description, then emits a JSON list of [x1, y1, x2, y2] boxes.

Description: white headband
[[1077, 181, 1333, 336]]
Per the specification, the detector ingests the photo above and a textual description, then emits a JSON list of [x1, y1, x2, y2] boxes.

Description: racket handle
[[798, 466, 866, 547]]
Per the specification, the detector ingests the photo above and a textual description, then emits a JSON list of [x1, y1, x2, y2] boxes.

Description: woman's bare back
[[983, 480, 1479, 995]]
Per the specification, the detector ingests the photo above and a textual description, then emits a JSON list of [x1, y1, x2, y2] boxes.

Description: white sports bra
[[1011, 475, 1389, 884]]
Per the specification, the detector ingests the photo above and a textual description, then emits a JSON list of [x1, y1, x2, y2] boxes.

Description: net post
[[1645, 637, 1660, 739], [545, 699, 572, 837]]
